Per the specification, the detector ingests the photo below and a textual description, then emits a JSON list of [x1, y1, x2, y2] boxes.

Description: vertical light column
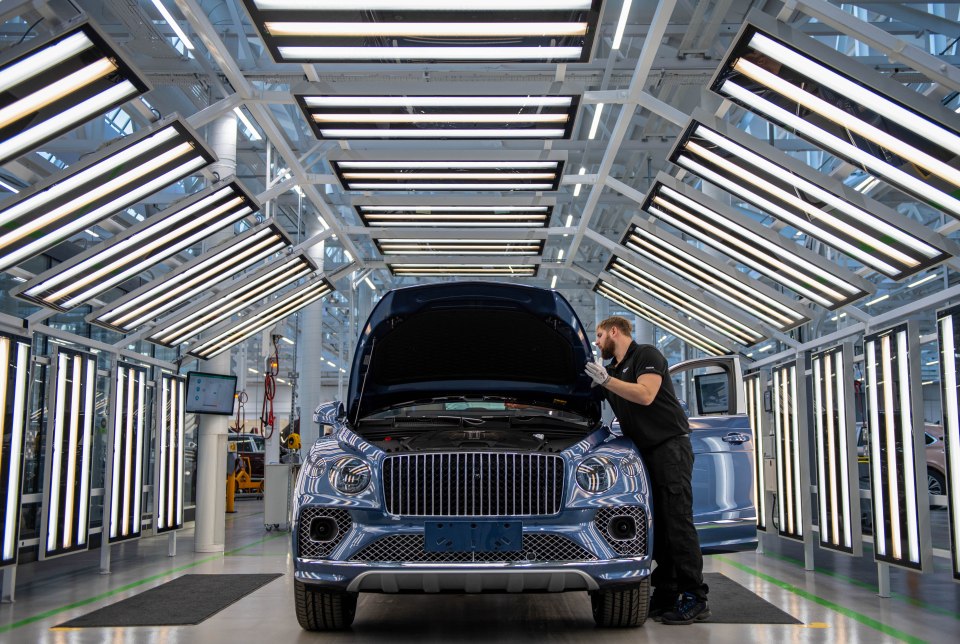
[[936, 306, 960, 580], [104, 362, 149, 543], [811, 344, 861, 555], [1, 331, 32, 567], [39, 347, 97, 559], [744, 371, 767, 531], [864, 322, 931, 571], [155, 373, 186, 533], [772, 358, 811, 541]]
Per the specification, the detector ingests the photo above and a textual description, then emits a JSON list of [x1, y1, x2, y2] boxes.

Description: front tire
[[929, 468, 947, 507], [591, 578, 650, 627], [294, 580, 357, 630]]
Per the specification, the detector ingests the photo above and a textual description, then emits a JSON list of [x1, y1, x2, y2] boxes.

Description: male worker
[[584, 316, 709, 625]]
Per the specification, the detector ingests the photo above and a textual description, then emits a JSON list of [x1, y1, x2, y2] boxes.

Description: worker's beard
[[599, 337, 615, 361]]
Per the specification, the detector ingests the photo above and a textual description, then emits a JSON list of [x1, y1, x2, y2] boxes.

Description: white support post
[[99, 539, 111, 574], [877, 561, 891, 598], [1, 566, 15, 603], [168, 531, 177, 557]]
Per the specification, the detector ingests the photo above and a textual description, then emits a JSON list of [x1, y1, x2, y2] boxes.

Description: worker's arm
[[602, 373, 662, 406]]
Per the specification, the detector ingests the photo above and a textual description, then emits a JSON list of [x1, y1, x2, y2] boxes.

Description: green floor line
[[760, 551, 960, 622], [0, 533, 287, 634], [716, 555, 927, 644]]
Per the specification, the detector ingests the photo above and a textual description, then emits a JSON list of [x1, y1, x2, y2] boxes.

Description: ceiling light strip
[[596, 282, 727, 356], [608, 258, 763, 345], [321, 129, 567, 139], [389, 264, 536, 276], [189, 282, 334, 359], [0, 118, 214, 271], [149, 256, 315, 346], [622, 227, 807, 329], [0, 23, 150, 164], [269, 22, 587, 37], [337, 161, 560, 170], [90, 224, 289, 331], [306, 97, 573, 108], [255, 0, 592, 8]]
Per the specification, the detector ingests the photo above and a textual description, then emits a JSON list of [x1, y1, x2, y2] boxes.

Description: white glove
[[584, 361, 611, 386]]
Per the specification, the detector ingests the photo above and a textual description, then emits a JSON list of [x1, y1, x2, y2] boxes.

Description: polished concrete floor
[[1, 499, 958, 643]]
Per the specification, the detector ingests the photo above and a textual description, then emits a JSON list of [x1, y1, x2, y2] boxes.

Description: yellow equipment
[[234, 455, 264, 495], [285, 432, 301, 450]]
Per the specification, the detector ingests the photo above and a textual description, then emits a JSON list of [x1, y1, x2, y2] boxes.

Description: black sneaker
[[648, 591, 678, 622], [660, 592, 710, 625]]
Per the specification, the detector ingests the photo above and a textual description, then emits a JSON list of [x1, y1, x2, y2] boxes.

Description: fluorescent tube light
[[588, 103, 604, 139], [0, 23, 150, 165], [0, 117, 214, 272], [306, 96, 573, 108], [864, 295, 889, 307], [156, 374, 185, 533], [612, 0, 632, 50], [389, 264, 537, 276], [376, 238, 544, 256], [255, 1, 593, 7], [14, 182, 258, 311], [550, 275, 558, 289], [1, 333, 31, 564], [744, 372, 767, 531], [936, 306, 960, 579], [357, 205, 550, 228], [595, 282, 727, 356], [89, 222, 291, 333], [269, 22, 587, 37], [281, 337, 294, 345], [908, 273, 939, 288], [106, 363, 149, 542], [151, 0, 195, 49], [233, 106, 262, 140], [573, 167, 586, 197]]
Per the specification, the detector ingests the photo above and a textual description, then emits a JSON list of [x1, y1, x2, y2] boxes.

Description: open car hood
[[345, 282, 600, 424]]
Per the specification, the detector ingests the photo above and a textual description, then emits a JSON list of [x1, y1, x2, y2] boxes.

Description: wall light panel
[[39, 348, 97, 559], [148, 253, 317, 346], [606, 256, 764, 346], [620, 220, 809, 331], [155, 373, 185, 533], [743, 371, 767, 531], [864, 322, 931, 571], [642, 175, 873, 309], [772, 357, 811, 542], [332, 160, 564, 192], [595, 281, 729, 356], [711, 12, 960, 221], [13, 181, 259, 311], [298, 94, 578, 140], [937, 305, 960, 581], [104, 362, 148, 543], [669, 114, 953, 279], [241, 1, 602, 63], [0, 116, 215, 272], [0, 331, 31, 567], [88, 222, 292, 333], [0, 21, 150, 165], [811, 344, 861, 555], [188, 279, 335, 359]]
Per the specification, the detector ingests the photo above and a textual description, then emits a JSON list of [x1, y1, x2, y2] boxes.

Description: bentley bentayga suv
[[292, 282, 655, 630]]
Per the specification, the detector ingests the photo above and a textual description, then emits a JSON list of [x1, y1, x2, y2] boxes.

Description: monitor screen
[[185, 371, 237, 415]]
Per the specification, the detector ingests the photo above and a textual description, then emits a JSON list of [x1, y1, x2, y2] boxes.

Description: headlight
[[330, 457, 371, 495], [307, 457, 326, 479], [576, 456, 615, 493]]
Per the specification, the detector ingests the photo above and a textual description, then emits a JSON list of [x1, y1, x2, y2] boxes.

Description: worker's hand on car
[[584, 361, 611, 387]]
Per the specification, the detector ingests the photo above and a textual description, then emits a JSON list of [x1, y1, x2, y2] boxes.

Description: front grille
[[382, 452, 564, 517], [297, 506, 352, 558], [595, 506, 648, 557], [350, 533, 596, 563]]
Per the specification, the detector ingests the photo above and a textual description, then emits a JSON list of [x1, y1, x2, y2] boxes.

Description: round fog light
[[310, 517, 339, 542], [607, 515, 637, 540]]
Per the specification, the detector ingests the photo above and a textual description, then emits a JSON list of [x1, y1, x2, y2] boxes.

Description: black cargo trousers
[[640, 434, 708, 601]]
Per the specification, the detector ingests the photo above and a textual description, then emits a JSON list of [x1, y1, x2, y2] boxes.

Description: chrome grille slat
[[382, 452, 564, 517]]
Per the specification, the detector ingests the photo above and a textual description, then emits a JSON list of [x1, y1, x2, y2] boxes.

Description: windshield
[[361, 397, 591, 426]]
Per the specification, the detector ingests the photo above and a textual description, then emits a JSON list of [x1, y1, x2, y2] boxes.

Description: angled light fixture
[[188, 279, 335, 359], [669, 114, 953, 279], [811, 343, 861, 555], [864, 322, 931, 571], [0, 21, 151, 165], [711, 12, 960, 221], [241, 1, 602, 63], [376, 238, 544, 255], [389, 264, 537, 277], [0, 116, 215, 272], [643, 175, 873, 309], [772, 357, 811, 543], [743, 371, 767, 531], [936, 305, 960, 581], [40, 347, 97, 559], [13, 181, 259, 311], [297, 94, 578, 140], [148, 253, 317, 346], [620, 220, 809, 331], [333, 159, 564, 192], [88, 222, 292, 333], [0, 331, 31, 567], [606, 256, 764, 346], [104, 362, 149, 543], [155, 373, 185, 533], [357, 204, 551, 227], [595, 281, 728, 356]]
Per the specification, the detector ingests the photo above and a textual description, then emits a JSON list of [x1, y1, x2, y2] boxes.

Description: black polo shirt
[[604, 341, 689, 450]]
